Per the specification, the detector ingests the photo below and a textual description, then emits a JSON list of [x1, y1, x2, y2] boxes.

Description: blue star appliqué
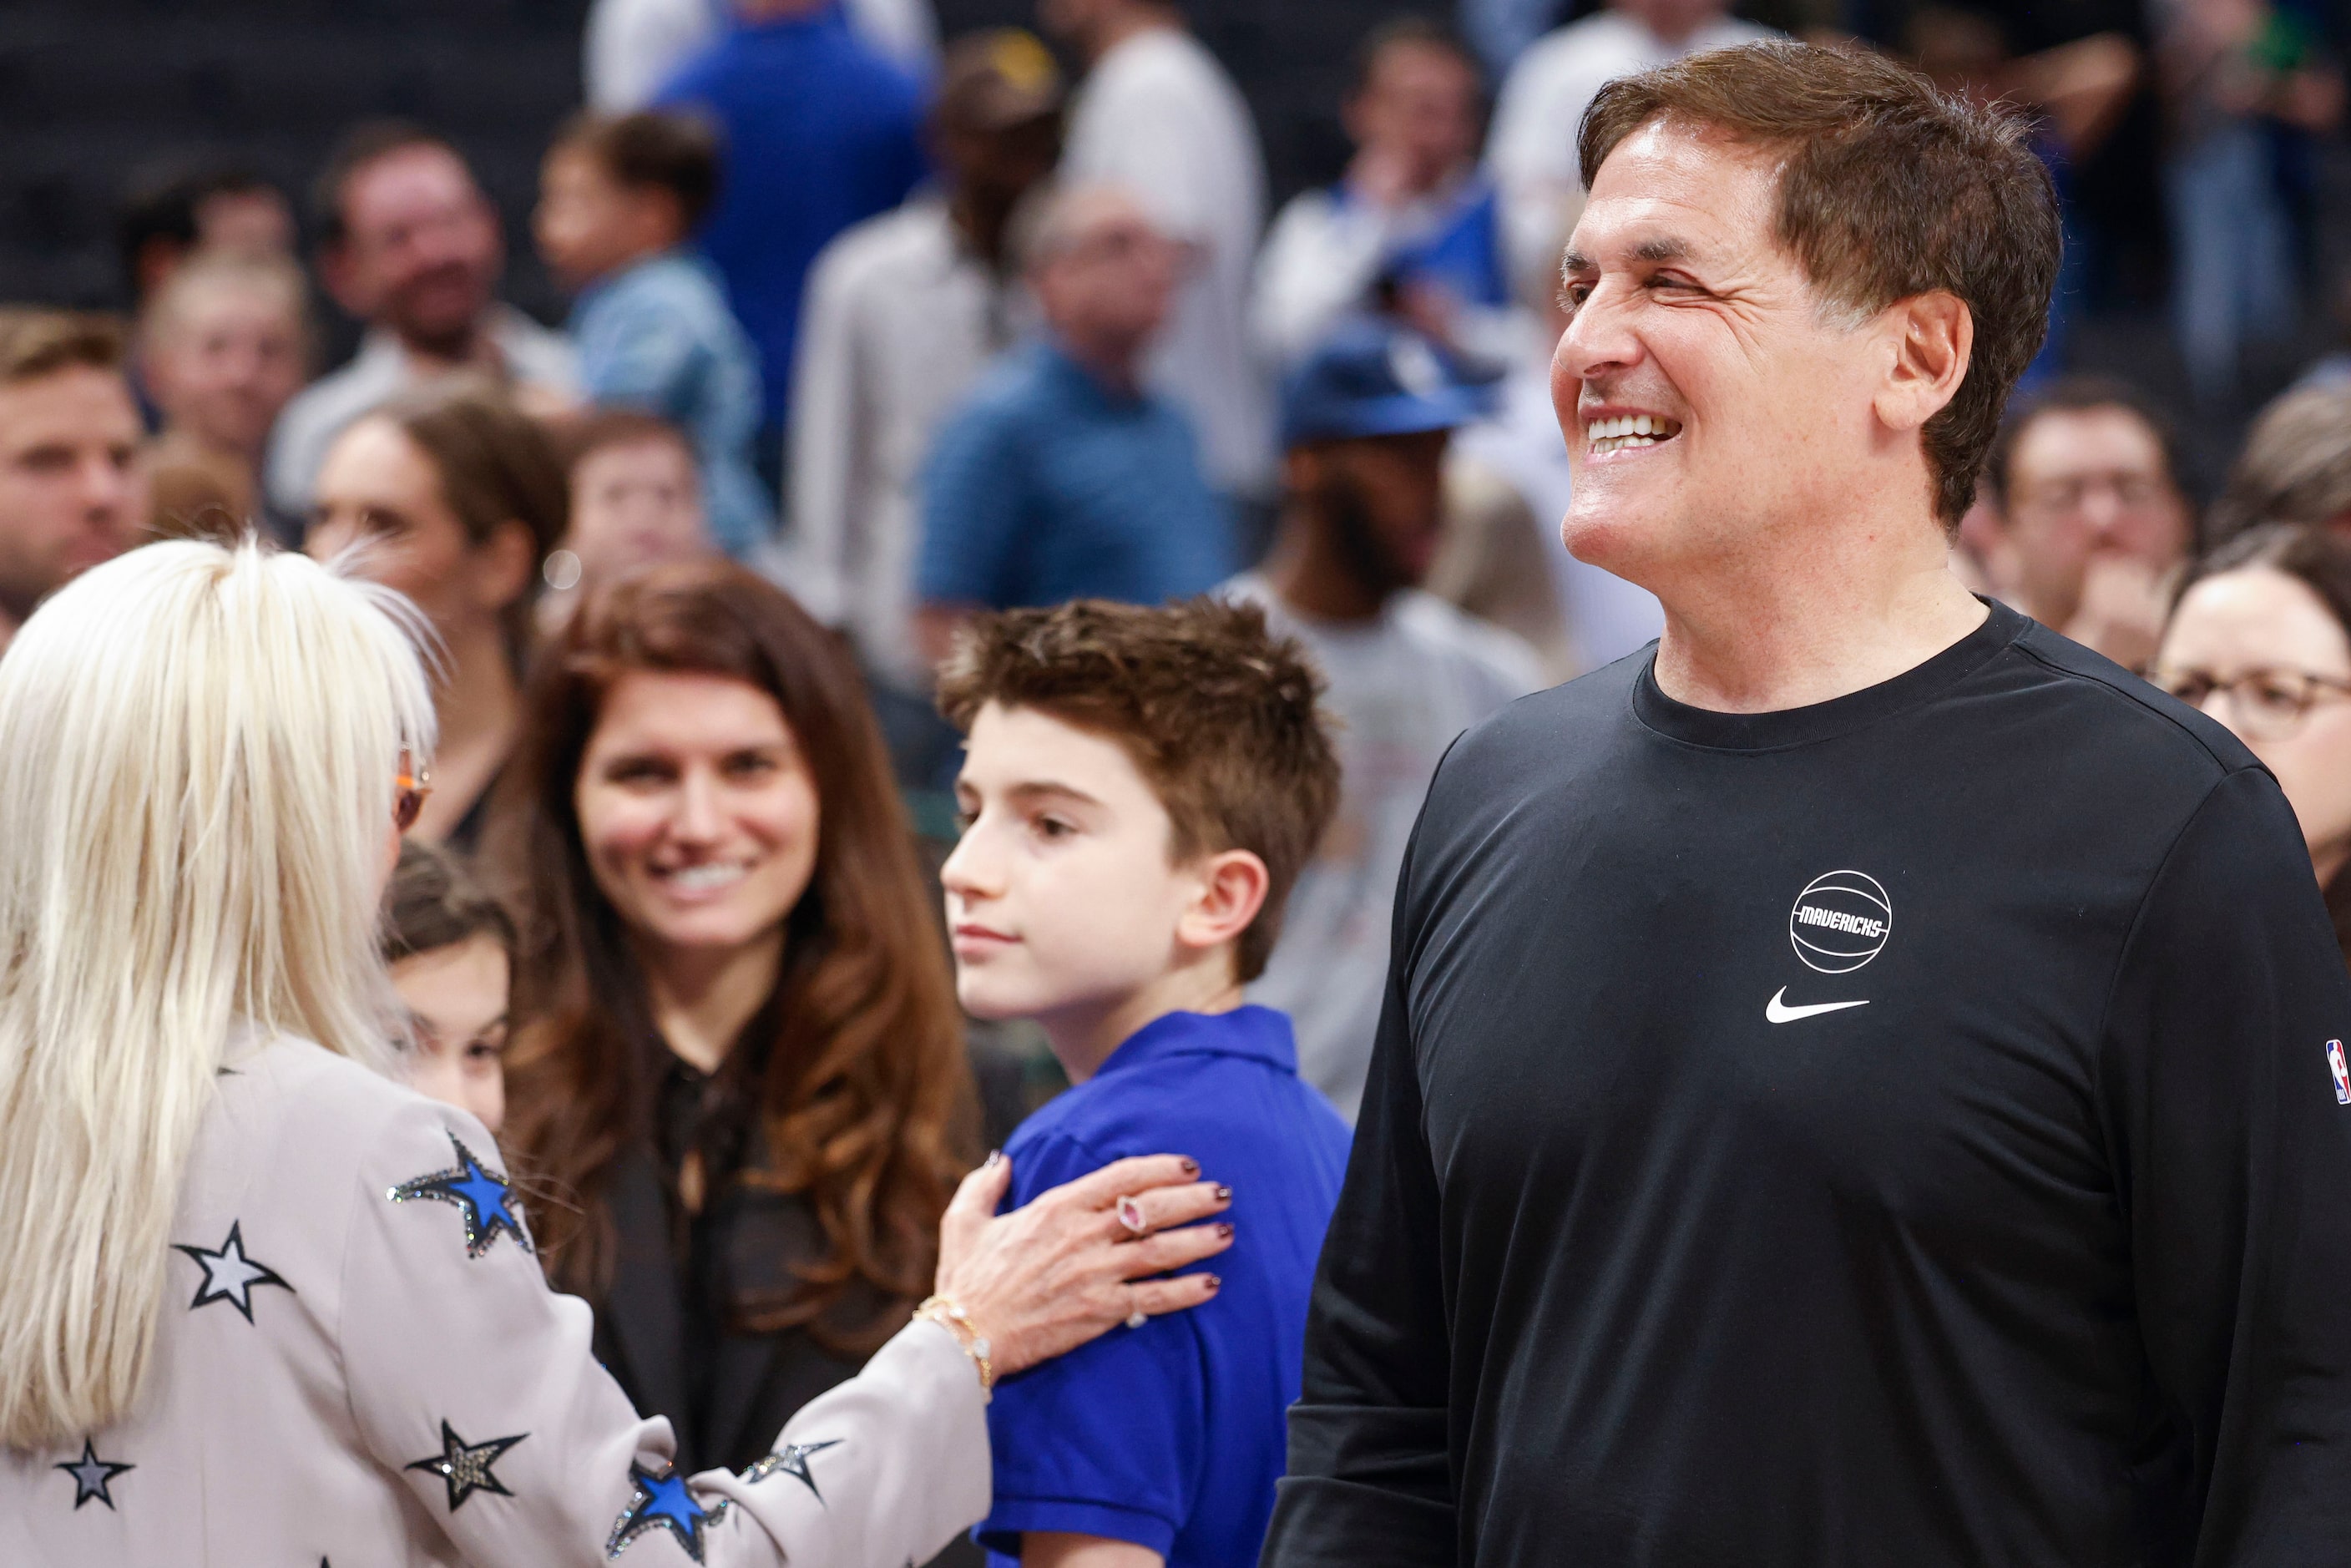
[[741, 1439, 842, 1502], [389, 1132, 532, 1257], [54, 1438, 133, 1510], [606, 1461, 730, 1561]]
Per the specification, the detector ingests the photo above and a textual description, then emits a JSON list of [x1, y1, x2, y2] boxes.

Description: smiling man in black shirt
[[1263, 41, 2351, 1568]]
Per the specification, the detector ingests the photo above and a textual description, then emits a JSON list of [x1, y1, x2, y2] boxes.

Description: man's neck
[[950, 186, 1021, 271], [1083, 5, 1178, 65], [1651, 541, 1988, 714], [1037, 955, 1242, 1085], [1258, 506, 1390, 623], [641, 927, 787, 1075], [394, 319, 490, 377], [1052, 332, 1145, 400]]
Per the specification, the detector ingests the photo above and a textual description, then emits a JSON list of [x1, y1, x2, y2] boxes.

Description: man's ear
[[473, 518, 540, 616], [1176, 848, 1270, 959], [1876, 290, 1973, 435]]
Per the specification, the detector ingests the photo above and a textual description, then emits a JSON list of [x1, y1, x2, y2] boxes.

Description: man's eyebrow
[[1560, 236, 1696, 275]]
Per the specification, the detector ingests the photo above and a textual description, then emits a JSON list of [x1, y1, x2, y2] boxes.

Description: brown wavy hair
[[490, 560, 973, 1347]]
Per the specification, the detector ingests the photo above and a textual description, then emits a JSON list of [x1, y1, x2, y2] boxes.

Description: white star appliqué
[[173, 1220, 292, 1322]]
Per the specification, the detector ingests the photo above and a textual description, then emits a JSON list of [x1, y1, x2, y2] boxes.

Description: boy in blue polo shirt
[[936, 597, 1352, 1568]]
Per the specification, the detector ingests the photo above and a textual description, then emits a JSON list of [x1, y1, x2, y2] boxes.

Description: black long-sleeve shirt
[[1264, 602, 2351, 1567]]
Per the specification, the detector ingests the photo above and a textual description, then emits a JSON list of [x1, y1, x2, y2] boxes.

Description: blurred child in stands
[[382, 837, 515, 1136], [139, 252, 309, 541], [535, 109, 770, 557], [542, 409, 715, 632]]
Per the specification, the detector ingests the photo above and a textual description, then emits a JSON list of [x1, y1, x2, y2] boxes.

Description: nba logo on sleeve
[[2328, 1039, 2351, 1105]]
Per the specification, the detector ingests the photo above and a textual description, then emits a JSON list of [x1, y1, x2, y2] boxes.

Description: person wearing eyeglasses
[[0, 538, 1236, 1567], [1968, 374, 2195, 672], [2151, 521, 2351, 964]]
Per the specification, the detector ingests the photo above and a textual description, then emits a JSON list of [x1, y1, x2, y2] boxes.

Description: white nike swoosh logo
[[1766, 988, 1871, 1024]]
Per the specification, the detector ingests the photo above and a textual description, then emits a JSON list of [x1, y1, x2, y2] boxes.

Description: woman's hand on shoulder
[[933, 1152, 1235, 1378]]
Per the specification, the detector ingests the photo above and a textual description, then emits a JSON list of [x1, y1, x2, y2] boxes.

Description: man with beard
[[0, 311, 144, 654], [267, 122, 577, 518], [1224, 318, 1540, 1121], [1267, 41, 2351, 1568]]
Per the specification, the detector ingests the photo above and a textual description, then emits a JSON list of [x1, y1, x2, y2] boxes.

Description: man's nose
[[1554, 282, 1644, 385], [80, 454, 134, 521], [2076, 484, 2126, 544]]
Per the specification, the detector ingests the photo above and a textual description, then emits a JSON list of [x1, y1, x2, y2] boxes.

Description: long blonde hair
[[0, 539, 434, 1449]]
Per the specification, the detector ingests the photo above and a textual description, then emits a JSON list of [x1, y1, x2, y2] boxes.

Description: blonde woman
[[0, 539, 1232, 1565]]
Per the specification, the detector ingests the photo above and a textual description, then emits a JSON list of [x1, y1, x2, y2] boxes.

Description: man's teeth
[[661, 862, 749, 893], [1585, 413, 1681, 453]]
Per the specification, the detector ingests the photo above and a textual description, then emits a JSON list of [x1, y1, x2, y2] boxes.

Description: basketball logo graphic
[[1788, 870, 1893, 974]]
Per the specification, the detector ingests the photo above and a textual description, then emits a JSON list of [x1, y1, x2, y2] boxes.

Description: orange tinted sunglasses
[[395, 756, 433, 835]]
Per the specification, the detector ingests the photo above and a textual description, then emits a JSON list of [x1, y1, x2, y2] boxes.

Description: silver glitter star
[[173, 1220, 292, 1322], [403, 1420, 526, 1511], [741, 1439, 842, 1503], [54, 1438, 132, 1510]]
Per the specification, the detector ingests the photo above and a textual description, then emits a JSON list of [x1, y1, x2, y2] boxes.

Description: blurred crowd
[[2, 0, 2348, 1110], [4, 0, 2351, 1561]]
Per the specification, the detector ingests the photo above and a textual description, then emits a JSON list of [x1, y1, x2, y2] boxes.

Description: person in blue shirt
[[933, 595, 1354, 1568], [655, 0, 928, 442], [537, 109, 771, 558], [915, 185, 1236, 668]]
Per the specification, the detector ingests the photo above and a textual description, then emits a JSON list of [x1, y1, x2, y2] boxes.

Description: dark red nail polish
[[1215, 1185, 1232, 1202], [1216, 1222, 1234, 1240], [1204, 1275, 1221, 1290], [1180, 1158, 1200, 1176]]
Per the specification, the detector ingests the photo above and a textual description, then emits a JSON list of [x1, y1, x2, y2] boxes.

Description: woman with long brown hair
[[492, 559, 976, 1476], [309, 377, 569, 849]]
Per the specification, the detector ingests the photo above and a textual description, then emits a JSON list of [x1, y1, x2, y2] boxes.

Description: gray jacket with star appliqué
[[0, 1032, 990, 1565]]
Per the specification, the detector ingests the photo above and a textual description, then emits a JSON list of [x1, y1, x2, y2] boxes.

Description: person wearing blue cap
[[1223, 316, 1542, 1122]]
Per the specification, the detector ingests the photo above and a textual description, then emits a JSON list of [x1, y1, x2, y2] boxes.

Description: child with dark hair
[[935, 597, 1353, 1568], [382, 837, 517, 1135], [541, 409, 716, 632], [535, 109, 770, 558]]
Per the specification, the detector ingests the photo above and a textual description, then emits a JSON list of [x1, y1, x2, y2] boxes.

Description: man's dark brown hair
[[0, 311, 124, 386], [554, 407, 696, 479], [552, 110, 724, 232], [1983, 374, 2188, 513], [935, 597, 1342, 983], [1580, 41, 2060, 526], [1352, 16, 1482, 97], [311, 119, 468, 252]]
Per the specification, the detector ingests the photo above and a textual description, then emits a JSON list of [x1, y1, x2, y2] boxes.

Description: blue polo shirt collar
[[1094, 1005, 1298, 1082]]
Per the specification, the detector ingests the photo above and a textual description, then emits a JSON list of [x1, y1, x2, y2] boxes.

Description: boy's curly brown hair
[[936, 597, 1342, 982]]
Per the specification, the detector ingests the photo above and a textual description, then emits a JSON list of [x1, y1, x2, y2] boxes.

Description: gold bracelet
[[913, 1294, 995, 1399]]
